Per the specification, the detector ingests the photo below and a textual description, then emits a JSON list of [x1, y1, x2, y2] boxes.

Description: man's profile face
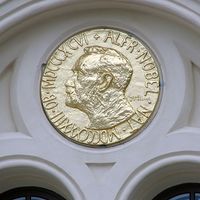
[[64, 46, 134, 129], [65, 55, 99, 110]]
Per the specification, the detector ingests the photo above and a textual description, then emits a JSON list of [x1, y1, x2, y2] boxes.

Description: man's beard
[[65, 89, 92, 112], [65, 91, 81, 108]]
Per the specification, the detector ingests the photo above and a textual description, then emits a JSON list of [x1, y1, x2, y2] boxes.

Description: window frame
[[0, 187, 66, 200], [153, 183, 200, 200]]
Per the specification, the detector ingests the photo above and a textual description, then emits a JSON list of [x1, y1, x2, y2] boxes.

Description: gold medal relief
[[41, 28, 161, 147]]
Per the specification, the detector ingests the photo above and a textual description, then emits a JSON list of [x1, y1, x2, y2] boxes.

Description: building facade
[[0, 1, 200, 199]]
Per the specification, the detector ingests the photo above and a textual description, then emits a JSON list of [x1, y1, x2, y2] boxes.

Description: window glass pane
[[169, 194, 190, 200], [195, 193, 200, 200], [0, 187, 65, 200]]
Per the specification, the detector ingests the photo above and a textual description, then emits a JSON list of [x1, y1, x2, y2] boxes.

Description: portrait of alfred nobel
[[65, 46, 134, 130]]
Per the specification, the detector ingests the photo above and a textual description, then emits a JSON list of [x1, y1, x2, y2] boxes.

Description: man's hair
[[77, 46, 133, 91]]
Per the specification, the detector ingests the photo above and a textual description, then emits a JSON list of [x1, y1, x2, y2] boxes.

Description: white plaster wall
[[0, 1, 200, 200]]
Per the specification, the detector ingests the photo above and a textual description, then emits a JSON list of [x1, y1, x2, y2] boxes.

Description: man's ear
[[98, 72, 113, 92]]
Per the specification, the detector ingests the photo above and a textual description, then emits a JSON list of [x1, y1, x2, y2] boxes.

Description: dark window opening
[[0, 187, 66, 200], [153, 183, 200, 200]]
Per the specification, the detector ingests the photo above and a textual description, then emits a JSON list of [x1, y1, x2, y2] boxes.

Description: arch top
[[0, 155, 85, 200], [116, 152, 200, 200], [0, 0, 199, 41]]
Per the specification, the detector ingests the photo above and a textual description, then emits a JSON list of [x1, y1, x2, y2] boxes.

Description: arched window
[[153, 183, 200, 200], [0, 187, 66, 200]]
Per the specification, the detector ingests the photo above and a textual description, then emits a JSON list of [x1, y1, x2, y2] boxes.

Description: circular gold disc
[[41, 28, 161, 147]]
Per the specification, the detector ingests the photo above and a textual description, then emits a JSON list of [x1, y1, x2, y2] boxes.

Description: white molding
[[117, 152, 200, 200], [0, 1, 199, 38], [0, 1, 200, 200], [0, 155, 84, 200]]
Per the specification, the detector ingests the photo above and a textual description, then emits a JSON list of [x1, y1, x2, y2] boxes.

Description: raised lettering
[[56, 117, 69, 127], [136, 51, 151, 64], [43, 70, 57, 79], [108, 128, 121, 142], [100, 130, 108, 144], [120, 36, 131, 47], [54, 50, 66, 62], [44, 101, 58, 110], [145, 90, 159, 96], [69, 33, 89, 50], [143, 62, 155, 71], [145, 81, 159, 89], [59, 44, 73, 58], [65, 123, 78, 135], [145, 71, 159, 80], [137, 106, 152, 118], [103, 31, 121, 46], [87, 131, 95, 144], [42, 95, 56, 103], [126, 40, 138, 53], [50, 112, 65, 122], [127, 120, 136, 133], [104, 31, 114, 43], [47, 64, 60, 71], [79, 129, 89, 142], [42, 76, 56, 89], [130, 112, 145, 124], [68, 39, 78, 50], [50, 56, 62, 66]]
